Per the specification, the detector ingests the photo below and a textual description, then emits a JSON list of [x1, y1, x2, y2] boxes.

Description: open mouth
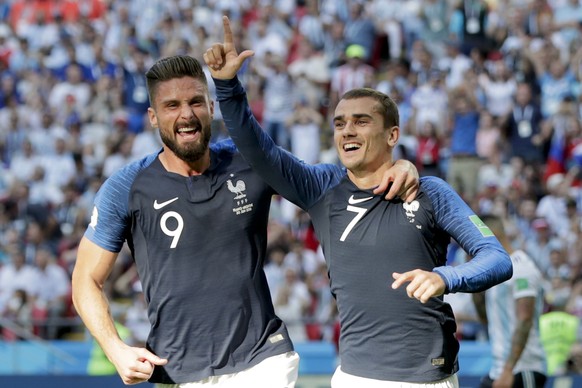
[[176, 125, 200, 139], [343, 142, 361, 152]]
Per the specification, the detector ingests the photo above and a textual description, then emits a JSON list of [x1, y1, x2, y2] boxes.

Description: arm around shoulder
[[423, 177, 513, 293]]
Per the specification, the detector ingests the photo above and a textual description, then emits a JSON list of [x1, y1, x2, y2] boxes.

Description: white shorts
[[331, 366, 459, 388], [156, 351, 299, 388]]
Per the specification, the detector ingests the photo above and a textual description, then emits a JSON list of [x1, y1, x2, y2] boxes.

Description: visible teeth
[[178, 127, 196, 133], [344, 143, 360, 151]]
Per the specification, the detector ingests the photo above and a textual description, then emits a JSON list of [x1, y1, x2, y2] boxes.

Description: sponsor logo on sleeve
[[469, 215, 494, 237]]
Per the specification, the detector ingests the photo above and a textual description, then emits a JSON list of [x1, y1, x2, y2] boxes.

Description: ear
[[147, 107, 158, 129], [386, 125, 399, 147]]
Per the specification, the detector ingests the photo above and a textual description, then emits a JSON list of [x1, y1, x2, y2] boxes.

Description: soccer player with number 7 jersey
[[205, 16, 513, 388]]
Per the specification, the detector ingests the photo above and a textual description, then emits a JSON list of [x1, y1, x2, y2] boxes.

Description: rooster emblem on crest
[[403, 200, 420, 223], [227, 179, 247, 200]]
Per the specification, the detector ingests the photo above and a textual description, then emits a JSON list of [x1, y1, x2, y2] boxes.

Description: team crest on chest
[[403, 200, 422, 229], [228, 174, 253, 215]]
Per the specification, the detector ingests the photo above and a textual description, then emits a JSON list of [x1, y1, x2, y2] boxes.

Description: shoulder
[[419, 175, 453, 193], [100, 152, 159, 196], [210, 138, 237, 155], [511, 249, 541, 276]]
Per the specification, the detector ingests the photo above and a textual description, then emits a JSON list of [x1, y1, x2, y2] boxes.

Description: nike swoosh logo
[[153, 197, 179, 210], [348, 195, 373, 205]]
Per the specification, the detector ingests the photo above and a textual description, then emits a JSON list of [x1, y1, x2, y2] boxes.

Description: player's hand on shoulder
[[203, 16, 254, 80], [391, 269, 445, 304], [374, 159, 419, 202], [109, 343, 168, 385]]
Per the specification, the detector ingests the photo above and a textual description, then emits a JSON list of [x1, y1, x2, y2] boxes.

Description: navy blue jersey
[[215, 77, 512, 382], [84, 141, 293, 383]]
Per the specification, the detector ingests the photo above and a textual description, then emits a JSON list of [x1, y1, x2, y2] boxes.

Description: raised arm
[[72, 237, 167, 384], [205, 16, 419, 205], [203, 16, 254, 81]]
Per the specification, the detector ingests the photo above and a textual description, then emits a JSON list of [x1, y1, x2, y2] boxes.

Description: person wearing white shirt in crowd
[[410, 69, 449, 136], [28, 112, 66, 157], [41, 137, 77, 190], [477, 145, 515, 193], [478, 60, 517, 119], [48, 63, 91, 113], [273, 267, 311, 344], [285, 99, 324, 165], [131, 122, 163, 161], [283, 240, 325, 280], [8, 138, 42, 183], [264, 246, 289, 302], [102, 134, 135, 178], [0, 250, 37, 315], [536, 173, 570, 239], [31, 247, 71, 339], [288, 39, 330, 108]]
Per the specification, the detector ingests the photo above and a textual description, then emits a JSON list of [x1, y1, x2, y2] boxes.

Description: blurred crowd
[[1, 0, 582, 376]]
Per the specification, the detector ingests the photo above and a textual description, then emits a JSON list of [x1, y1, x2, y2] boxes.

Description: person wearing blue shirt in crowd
[[205, 16, 513, 388]]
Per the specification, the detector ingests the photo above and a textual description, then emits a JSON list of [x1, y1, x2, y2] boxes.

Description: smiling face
[[148, 76, 214, 164], [333, 94, 399, 182]]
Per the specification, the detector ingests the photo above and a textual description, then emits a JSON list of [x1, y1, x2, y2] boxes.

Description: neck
[[159, 148, 211, 176], [347, 160, 394, 190]]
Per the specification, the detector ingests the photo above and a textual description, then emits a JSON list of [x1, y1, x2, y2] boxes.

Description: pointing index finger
[[391, 271, 411, 289], [222, 15, 234, 46]]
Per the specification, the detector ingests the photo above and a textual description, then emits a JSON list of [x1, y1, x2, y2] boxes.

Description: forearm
[[72, 238, 125, 356], [73, 277, 125, 353], [472, 292, 488, 324], [424, 177, 512, 293], [73, 251, 166, 384], [214, 76, 340, 209], [437, 245, 512, 293], [503, 319, 532, 373]]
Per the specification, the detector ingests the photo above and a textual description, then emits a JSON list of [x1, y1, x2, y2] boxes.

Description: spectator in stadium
[[328, 44, 375, 118], [71, 53, 419, 387], [0, 249, 36, 315], [524, 217, 562, 276], [343, 2, 376, 63], [30, 246, 71, 339], [273, 266, 311, 343], [473, 215, 547, 388], [206, 16, 512, 387], [446, 84, 482, 204], [285, 98, 324, 165], [502, 82, 546, 167]]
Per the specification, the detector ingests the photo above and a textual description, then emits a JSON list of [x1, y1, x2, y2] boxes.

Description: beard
[[160, 122, 212, 164]]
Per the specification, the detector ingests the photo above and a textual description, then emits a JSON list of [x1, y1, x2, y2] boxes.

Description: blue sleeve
[[214, 76, 344, 210], [83, 155, 156, 252], [422, 176, 513, 293]]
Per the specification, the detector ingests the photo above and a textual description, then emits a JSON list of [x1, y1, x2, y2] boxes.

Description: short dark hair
[[340, 88, 399, 128], [145, 55, 208, 105]]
